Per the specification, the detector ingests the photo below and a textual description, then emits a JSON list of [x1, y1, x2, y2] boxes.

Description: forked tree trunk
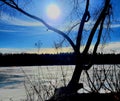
[[66, 0, 110, 94]]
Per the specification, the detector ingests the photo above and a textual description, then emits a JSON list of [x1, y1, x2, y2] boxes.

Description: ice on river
[[0, 66, 74, 101], [0, 65, 120, 101]]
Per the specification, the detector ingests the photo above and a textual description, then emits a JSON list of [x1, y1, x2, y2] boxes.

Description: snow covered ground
[[0, 65, 120, 101], [0, 66, 32, 101], [0, 66, 74, 101]]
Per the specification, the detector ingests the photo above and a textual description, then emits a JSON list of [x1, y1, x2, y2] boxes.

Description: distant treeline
[[0, 53, 120, 66]]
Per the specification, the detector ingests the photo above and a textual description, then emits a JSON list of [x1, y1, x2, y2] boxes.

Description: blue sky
[[0, 0, 120, 53], [0, 22, 60, 48]]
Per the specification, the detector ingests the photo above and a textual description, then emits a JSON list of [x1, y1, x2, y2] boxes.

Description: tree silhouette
[[35, 40, 42, 53], [0, 0, 113, 99]]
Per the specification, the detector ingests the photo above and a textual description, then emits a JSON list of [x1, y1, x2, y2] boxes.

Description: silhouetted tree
[[0, 0, 113, 100], [35, 40, 42, 53]]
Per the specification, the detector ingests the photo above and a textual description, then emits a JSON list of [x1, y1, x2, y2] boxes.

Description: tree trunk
[[67, 52, 84, 93]]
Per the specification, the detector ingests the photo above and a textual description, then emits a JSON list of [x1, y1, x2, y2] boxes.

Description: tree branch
[[57, 22, 80, 48], [83, 13, 106, 71], [76, 0, 90, 52], [83, 0, 110, 54], [1, 0, 76, 51], [10, 0, 18, 7]]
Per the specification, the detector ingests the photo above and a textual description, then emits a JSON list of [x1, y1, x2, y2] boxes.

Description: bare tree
[[0, 0, 112, 99], [35, 40, 42, 53]]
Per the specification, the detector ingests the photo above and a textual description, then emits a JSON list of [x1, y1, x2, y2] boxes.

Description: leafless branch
[[83, 0, 110, 54], [0, 0, 76, 51]]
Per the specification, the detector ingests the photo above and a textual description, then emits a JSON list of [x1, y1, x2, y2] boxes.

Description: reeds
[[82, 65, 120, 93], [21, 66, 74, 101], [21, 65, 120, 100]]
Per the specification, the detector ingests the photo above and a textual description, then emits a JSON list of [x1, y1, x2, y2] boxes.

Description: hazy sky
[[0, 0, 120, 53]]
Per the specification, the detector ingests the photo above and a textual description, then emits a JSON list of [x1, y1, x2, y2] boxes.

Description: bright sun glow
[[46, 4, 61, 20]]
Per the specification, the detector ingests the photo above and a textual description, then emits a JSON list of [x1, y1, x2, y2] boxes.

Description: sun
[[46, 4, 61, 20]]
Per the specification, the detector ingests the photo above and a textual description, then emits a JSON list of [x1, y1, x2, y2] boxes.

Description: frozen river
[[0, 66, 75, 101], [0, 65, 120, 101]]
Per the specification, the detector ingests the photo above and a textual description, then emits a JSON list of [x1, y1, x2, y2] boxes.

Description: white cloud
[[0, 42, 120, 54], [7, 18, 43, 26], [0, 12, 43, 27], [0, 47, 73, 54], [110, 24, 120, 28], [101, 42, 120, 53], [0, 48, 29, 54], [0, 29, 17, 32]]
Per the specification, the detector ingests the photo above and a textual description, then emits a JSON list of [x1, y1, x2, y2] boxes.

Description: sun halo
[[46, 4, 61, 20]]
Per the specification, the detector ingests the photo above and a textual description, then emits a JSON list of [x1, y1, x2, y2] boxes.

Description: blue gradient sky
[[0, 0, 120, 53]]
